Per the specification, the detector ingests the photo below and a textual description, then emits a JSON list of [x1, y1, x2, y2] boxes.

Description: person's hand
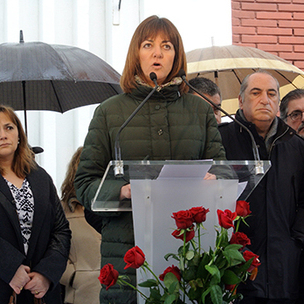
[[9, 265, 31, 294], [120, 184, 131, 200], [24, 272, 51, 298], [203, 172, 216, 180]]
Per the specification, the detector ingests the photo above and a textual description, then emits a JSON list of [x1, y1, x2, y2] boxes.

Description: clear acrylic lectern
[[91, 160, 271, 303]]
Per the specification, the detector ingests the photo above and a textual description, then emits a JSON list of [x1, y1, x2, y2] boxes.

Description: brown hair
[[61, 146, 83, 212], [0, 105, 36, 177], [120, 15, 188, 94]]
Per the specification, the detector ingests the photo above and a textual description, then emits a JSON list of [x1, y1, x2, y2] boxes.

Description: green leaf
[[224, 244, 243, 251], [216, 228, 229, 247], [205, 264, 219, 277], [186, 250, 195, 260], [205, 264, 221, 284], [210, 284, 223, 304], [163, 272, 179, 291], [183, 266, 197, 281], [223, 248, 245, 266], [197, 253, 211, 278], [164, 294, 177, 304], [164, 253, 180, 262], [149, 288, 162, 301], [234, 258, 254, 275], [222, 269, 242, 285], [168, 281, 179, 294], [138, 279, 158, 288], [201, 287, 211, 304]]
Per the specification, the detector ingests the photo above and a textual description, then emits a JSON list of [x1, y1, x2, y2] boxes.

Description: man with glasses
[[189, 77, 222, 124], [280, 89, 304, 138], [219, 70, 304, 304]]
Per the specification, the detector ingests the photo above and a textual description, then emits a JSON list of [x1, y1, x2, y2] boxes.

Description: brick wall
[[232, 0, 304, 70]]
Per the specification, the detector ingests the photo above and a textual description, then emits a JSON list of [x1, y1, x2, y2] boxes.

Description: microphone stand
[[114, 72, 159, 177], [178, 69, 264, 175]]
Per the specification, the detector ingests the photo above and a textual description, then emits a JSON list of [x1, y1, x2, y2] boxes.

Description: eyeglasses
[[287, 110, 304, 122]]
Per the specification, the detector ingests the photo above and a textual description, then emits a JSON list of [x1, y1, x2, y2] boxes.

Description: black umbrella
[[0, 31, 122, 135]]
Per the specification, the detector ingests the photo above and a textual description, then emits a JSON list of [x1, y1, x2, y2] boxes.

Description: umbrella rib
[[232, 69, 242, 84], [50, 80, 64, 113], [275, 70, 298, 89]]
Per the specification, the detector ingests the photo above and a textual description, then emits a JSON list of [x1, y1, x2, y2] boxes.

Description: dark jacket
[[219, 110, 304, 300], [0, 165, 71, 304], [75, 83, 226, 303]]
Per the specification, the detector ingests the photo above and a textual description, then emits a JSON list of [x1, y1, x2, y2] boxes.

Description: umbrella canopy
[[186, 45, 304, 115], [0, 31, 122, 133]]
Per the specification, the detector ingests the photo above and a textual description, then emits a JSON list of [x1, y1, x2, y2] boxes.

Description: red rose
[[159, 265, 181, 281], [172, 226, 195, 243], [172, 210, 194, 229], [243, 250, 261, 272], [217, 209, 237, 229], [230, 232, 251, 249], [124, 246, 145, 269], [236, 200, 251, 217], [189, 206, 209, 224], [98, 263, 119, 290]]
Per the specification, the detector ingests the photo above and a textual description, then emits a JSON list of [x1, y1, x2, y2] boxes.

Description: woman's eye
[[143, 42, 152, 48]]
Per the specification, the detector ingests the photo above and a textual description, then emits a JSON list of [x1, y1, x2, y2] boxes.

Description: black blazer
[[0, 165, 71, 304]]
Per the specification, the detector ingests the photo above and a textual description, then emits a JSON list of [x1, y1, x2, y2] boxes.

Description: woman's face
[[139, 33, 175, 86], [0, 112, 19, 163]]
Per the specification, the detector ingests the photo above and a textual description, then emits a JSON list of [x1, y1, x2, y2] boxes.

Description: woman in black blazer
[[0, 105, 71, 304]]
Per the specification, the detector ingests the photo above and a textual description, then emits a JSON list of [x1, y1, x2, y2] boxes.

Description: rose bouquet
[[98, 200, 260, 304]]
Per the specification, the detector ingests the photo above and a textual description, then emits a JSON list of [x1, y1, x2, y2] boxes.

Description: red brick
[[258, 44, 293, 52], [232, 0, 254, 2], [294, 45, 304, 52], [256, 12, 292, 19], [294, 28, 304, 35], [294, 13, 304, 20], [242, 2, 277, 10], [294, 0, 304, 4], [257, 0, 290, 2], [257, 27, 292, 35], [279, 36, 304, 44], [232, 18, 241, 26], [242, 19, 277, 27], [278, 4, 304, 11], [233, 35, 241, 43], [232, 10, 256, 19], [233, 26, 256, 34], [232, 2, 241, 9], [279, 52, 304, 60], [242, 35, 278, 43], [279, 20, 304, 28], [293, 61, 304, 70]]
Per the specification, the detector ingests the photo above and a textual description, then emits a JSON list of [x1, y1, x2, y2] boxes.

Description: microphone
[[178, 69, 264, 175], [114, 72, 159, 177]]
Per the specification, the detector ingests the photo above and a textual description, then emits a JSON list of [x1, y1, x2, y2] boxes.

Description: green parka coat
[[75, 83, 226, 303]]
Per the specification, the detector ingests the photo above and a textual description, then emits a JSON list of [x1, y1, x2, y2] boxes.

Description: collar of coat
[[235, 109, 297, 146], [130, 81, 181, 103]]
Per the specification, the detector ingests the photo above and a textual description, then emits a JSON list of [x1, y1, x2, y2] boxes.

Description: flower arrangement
[[98, 200, 260, 304]]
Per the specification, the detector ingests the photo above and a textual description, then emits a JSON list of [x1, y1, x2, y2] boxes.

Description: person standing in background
[[279, 89, 304, 304], [189, 77, 222, 124], [219, 71, 304, 304], [60, 147, 101, 304], [280, 88, 304, 138], [0, 105, 71, 303]]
